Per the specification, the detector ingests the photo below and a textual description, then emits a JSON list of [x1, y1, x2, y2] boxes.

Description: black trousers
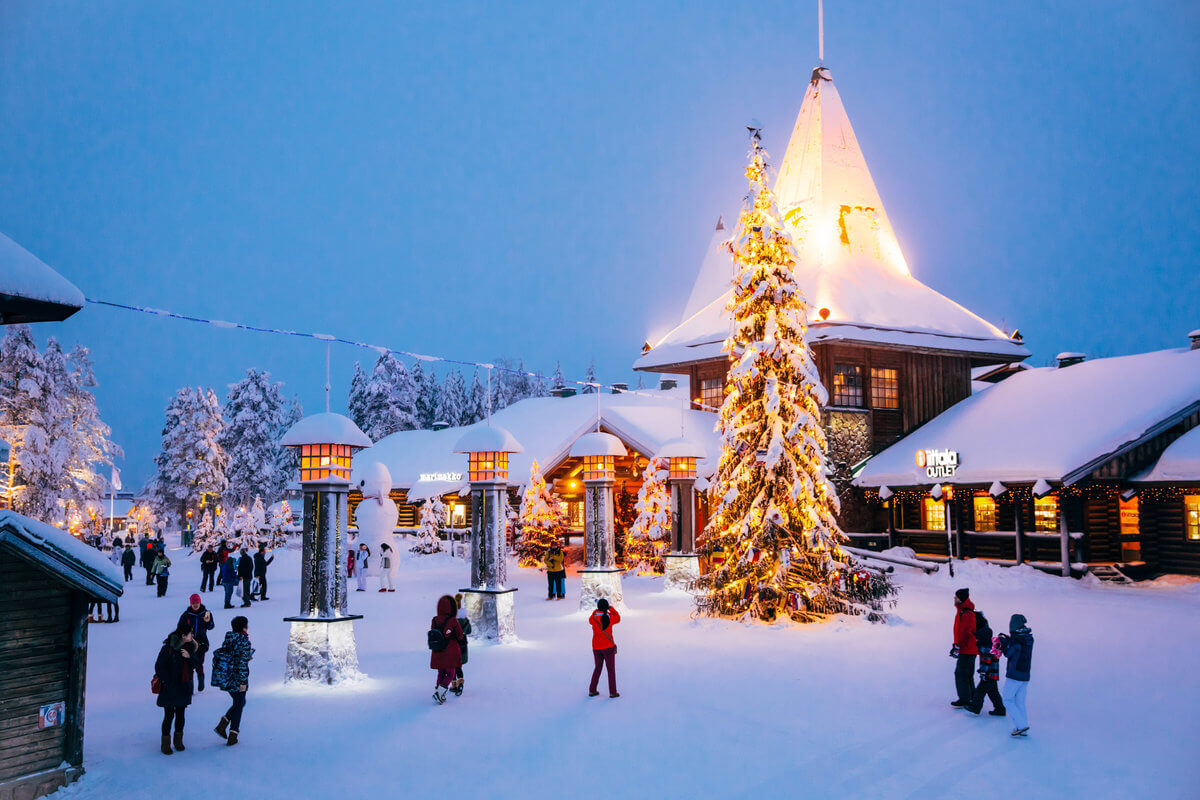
[[955, 654, 977, 703], [161, 706, 185, 736], [123, 565, 133, 581], [144, 565, 154, 585], [971, 678, 1005, 712], [255, 574, 267, 598], [201, 569, 215, 592], [240, 575, 252, 605], [156, 575, 169, 597], [225, 691, 246, 730]]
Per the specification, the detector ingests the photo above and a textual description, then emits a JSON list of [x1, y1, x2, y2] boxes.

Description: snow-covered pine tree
[[0, 326, 44, 513], [249, 495, 267, 535], [696, 133, 896, 623], [626, 457, 671, 575], [412, 361, 440, 429], [411, 496, 445, 554], [9, 338, 77, 523], [147, 387, 229, 528], [348, 361, 370, 433], [489, 358, 516, 413], [551, 362, 565, 394], [581, 360, 598, 393], [510, 359, 533, 402], [190, 509, 217, 553], [267, 500, 293, 548], [515, 460, 566, 567], [466, 369, 487, 424], [435, 369, 468, 427], [531, 371, 550, 398], [360, 353, 418, 441], [62, 345, 121, 515], [214, 507, 237, 547], [221, 369, 287, 509], [272, 398, 303, 498]]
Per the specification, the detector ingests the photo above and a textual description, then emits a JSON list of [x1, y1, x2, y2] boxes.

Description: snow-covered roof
[[1133, 426, 1200, 483], [0, 510, 123, 602], [453, 425, 524, 454], [355, 388, 721, 493], [281, 412, 372, 448], [635, 67, 1027, 372], [0, 232, 85, 323], [854, 346, 1200, 488], [569, 432, 628, 458], [655, 437, 708, 460]]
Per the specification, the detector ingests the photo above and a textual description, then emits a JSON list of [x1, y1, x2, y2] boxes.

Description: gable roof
[[635, 67, 1027, 372], [854, 347, 1200, 488], [0, 510, 123, 602]]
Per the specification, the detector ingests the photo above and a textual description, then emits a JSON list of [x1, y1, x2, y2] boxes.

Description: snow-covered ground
[[61, 542, 1200, 799]]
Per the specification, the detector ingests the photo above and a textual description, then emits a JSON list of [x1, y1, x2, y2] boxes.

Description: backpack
[[209, 645, 231, 690], [427, 627, 448, 652]]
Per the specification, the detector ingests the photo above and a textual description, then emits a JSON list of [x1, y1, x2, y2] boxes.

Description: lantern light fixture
[[453, 424, 524, 483], [569, 432, 627, 481], [655, 437, 706, 480], [281, 412, 372, 483]]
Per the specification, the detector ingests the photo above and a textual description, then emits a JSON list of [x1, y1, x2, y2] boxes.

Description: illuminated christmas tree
[[515, 460, 565, 567], [626, 457, 670, 575], [190, 508, 217, 553], [613, 484, 636, 568], [695, 131, 896, 623], [411, 496, 446, 554], [267, 500, 293, 548]]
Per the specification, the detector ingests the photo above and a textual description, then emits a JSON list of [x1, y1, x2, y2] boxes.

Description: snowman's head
[[357, 461, 393, 504]]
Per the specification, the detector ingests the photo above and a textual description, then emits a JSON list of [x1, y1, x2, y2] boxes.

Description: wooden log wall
[[1145, 493, 1200, 575]]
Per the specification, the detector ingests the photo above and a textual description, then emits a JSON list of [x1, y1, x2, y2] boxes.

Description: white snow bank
[[1133, 424, 1200, 482]]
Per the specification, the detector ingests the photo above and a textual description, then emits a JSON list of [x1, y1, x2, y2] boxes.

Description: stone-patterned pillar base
[[284, 616, 364, 685], [663, 553, 700, 592], [579, 568, 623, 610], [460, 587, 517, 643]]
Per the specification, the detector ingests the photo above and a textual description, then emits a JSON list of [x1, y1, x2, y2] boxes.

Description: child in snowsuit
[[968, 613, 1005, 716], [152, 551, 172, 597], [430, 595, 465, 705], [950, 588, 978, 707], [999, 613, 1034, 736], [155, 619, 197, 754], [219, 554, 239, 609], [588, 598, 620, 698], [378, 543, 397, 592], [121, 544, 136, 582]]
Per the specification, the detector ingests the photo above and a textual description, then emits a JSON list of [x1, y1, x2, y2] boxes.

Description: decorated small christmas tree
[[411, 496, 445, 554], [267, 500, 293, 548], [514, 460, 566, 567], [695, 131, 896, 623], [190, 508, 217, 553], [613, 484, 636, 568], [214, 507, 237, 548], [626, 457, 671, 575]]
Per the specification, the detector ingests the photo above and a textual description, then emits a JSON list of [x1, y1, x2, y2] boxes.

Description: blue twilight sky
[[2, 1, 1198, 486]]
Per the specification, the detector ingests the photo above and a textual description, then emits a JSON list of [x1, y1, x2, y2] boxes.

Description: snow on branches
[[515, 460, 566, 567], [626, 457, 671, 575], [695, 133, 896, 623], [411, 496, 445, 554]]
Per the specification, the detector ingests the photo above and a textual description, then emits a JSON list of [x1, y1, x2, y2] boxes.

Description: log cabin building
[[853, 339, 1200, 577], [634, 66, 1028, 528]]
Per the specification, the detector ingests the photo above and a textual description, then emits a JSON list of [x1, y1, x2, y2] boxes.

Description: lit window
[[566, 500, 583, 528], [1119, 496, 1141, 561], [870, 367, 900, 409], [582, 456, 614, 481], [300, 443, 353, 482], [448, 502, 466, 527], [1033, 495, 1059, 533], [832, 364, 864, 407], [973, 494, 997, 532], [1185, 495, 1200, 541], [700, 378, 724, 411], [923, 497, 946, 530], [468, 451, 508, 482]]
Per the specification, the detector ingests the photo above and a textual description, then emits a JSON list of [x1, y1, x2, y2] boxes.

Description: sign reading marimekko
[[915, 448, 959, 480], [39, 701, 65, 729], [419, 472, 463, 482]]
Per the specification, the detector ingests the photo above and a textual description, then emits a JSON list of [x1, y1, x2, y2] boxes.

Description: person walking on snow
[[429, 595, 465, 705], [355, 543, 370, 592], [378, 542, 397, 592], [140, 535, 155, 585], [544, 542, 566, 600], [155, 619, 197, 754], [200, 546, 218, 592], [999, 614, 1034, 737], [178, 594, 215, 691], [212, 615, 254, 746], [967, 612, 1005, 716], [152, 549, 172, 598], [236, 546, 254, 607], [219, 552, 239, 609], [253, 544, 273, 600], [950, 588, 978, 708], [121, 542, 136, 582], [451, 593, 470, 695], [588, 598, 620, 698]]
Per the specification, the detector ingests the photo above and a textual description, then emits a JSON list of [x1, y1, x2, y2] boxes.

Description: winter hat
[[189, 593, 201, 604], [955, 588, 969, 602], [1010, 613, 1027, 631], [597, 598, 610, 611]]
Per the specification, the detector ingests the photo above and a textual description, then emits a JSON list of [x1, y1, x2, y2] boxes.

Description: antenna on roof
[[818, 0, 825, 64]]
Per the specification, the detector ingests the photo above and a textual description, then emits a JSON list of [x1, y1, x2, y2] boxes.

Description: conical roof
[[679, 217, 731, 321], [635, 67, 1028, 373]]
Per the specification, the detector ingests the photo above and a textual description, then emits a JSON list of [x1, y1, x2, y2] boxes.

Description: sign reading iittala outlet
[[915, 448, 959, 480]]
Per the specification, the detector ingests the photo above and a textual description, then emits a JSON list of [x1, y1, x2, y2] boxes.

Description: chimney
[[611, 382, 627, 395], [432, 420, 450, 431], [659, 378, 678, 391], [1055, 352, 1086, 369], [1190, 329, 1200, 351]]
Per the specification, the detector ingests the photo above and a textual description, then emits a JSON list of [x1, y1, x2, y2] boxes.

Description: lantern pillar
[[459, 477, 517, 643], [579, 475, 623, 609], [663, 475, 700, 591]]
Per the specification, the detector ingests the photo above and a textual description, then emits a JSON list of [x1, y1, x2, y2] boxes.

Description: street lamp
[[655, 437, 706, 590], [569, 431, 627, 608]]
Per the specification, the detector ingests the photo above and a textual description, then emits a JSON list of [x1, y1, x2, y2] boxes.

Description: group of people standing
[[346, 540, 399, 592], [154, 594, 254, 754], [951, 588, 1034, 737], [197, 541, 273, 609]]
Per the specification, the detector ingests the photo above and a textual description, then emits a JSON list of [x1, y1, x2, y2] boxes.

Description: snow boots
[[173, 731, 185, 752], [160, 735, 173, 755], [214, 716, 229, 740], [450, 678, 463, 697], [1011, 727, 1029, 737], [227, 730, 239, 746], [433, 686, 447, 705]]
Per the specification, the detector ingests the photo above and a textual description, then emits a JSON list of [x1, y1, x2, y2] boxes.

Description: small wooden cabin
[[0, 511, 122, 798]]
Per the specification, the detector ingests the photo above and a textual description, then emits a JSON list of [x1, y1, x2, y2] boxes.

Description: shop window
[[1033, 495, 1059, 533], [973, 494, 997, 532], [832, 364, 864, 407], [923, 497, 946, 531], [1185, 495, 1200, 541], [699, 378, 724, 411], [1119, 496, 1141, 561], [870, 367, 900, 410], [447, 501, 466, 528]]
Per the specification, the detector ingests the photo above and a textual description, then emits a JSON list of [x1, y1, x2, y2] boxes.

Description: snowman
[[355, 462, 399, 592]]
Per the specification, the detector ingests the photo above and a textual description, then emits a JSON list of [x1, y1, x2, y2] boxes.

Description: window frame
[[1033, 495, 1059, 533], [1185, 495, 1200, 542], [972, 493, 997, 532], [831, 363, 865, 408], [922, 497, 946, 531], [699, 377, 724, 411], [870, 366, 901, 410]]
